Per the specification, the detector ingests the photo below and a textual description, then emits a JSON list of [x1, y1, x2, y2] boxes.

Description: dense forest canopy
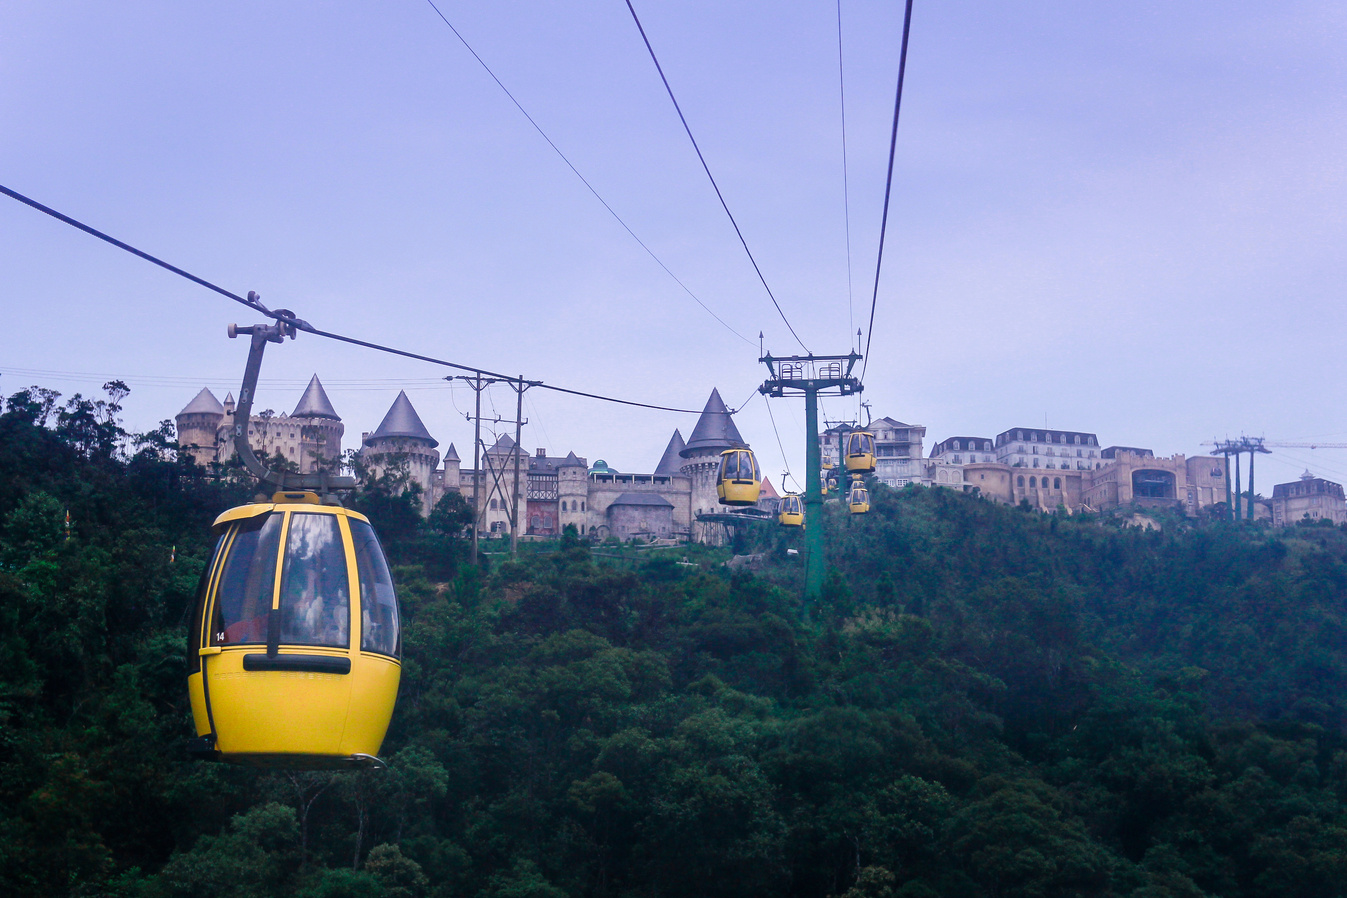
[[3, 383, 1347, 898]]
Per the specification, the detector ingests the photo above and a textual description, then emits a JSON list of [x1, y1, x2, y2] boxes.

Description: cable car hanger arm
[[228, 312, 357, 494]]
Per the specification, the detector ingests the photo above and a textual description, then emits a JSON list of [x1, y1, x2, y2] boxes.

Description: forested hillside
[[3, 385, 1347, 898]]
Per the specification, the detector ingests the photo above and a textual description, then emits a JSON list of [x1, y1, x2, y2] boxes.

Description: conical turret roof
[[292, 375, 340, 420], [443, 443, 460, 462], [487, 434, 516, 455], [655, 429, 686, 475], [680, 388, 745, 457], [369, 391, 438, 447], [179, 387, 224, 417]]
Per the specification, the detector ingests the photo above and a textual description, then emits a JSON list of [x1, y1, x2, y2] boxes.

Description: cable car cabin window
[[277, 514, 350, 648], [351, 519, 400, 657], [719, 453, 737, 481], [212, 513, 283, 645], [189, 536, 228, 671]]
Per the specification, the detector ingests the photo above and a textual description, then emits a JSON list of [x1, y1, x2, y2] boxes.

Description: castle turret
[[655, 429, 686, 476], [557, 451, 590, 536], [176, 388, 226, 466], [290, 375, 344, 473], [441, 442, 461, 492], [680, 389, 747, 545], [361, 391, 441, 515]]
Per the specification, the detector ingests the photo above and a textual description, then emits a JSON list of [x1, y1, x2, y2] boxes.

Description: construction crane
[[1201, 438, 1347, 522]]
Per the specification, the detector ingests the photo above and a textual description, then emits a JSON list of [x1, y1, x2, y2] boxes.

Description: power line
[[622, 0, 809, 353], [860, 0, 914, 384], [836, 0, 855, 341], [422, 0, 753, 347], [0, 182, 739, 417]]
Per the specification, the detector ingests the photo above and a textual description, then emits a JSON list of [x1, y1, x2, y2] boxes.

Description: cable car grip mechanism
[[228, 296, 356, 497]]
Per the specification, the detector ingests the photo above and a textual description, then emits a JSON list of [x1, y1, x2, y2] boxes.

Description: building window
[[1030, 432, 1037, 442], [581, 501, 586, 511], [1017, 476, 1025, 487], [953, 440, 961, 450], [490, 498, 498, 510], [1033, 459, 1040, 468], [1029, 477, 1037, 488], [1054, 478, 1061, 490]]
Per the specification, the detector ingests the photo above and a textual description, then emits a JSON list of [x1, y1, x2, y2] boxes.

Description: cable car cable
[[761, 392, 799, 492], [622, 0, 809, 354], [860, 0, 914, 385], [0, 182, 744, 417], [836, 0, 855, 342], [421, 0, 753, 348]]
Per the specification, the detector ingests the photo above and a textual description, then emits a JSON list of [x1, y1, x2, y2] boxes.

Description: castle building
[[924, 424, 1228, 517], [995, 427, 1101, 471], [176, 382, 757, 544], [1271, 473, 1347, 526], [174, 376, 344, 473], [360, 391, 441, 516]]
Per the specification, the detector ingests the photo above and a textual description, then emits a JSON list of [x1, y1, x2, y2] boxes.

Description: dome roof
[[179, 387, 225, 417], [368, 391, 438, 447], [680, 388, 745, 457]]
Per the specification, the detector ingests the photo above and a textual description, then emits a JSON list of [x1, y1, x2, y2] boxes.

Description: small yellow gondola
[[717, 447, 761, 506], [847, 480, 871, 514], [778, 493, 804, 527], [845, 430, 877, 474], [188, 492, 400, 767]]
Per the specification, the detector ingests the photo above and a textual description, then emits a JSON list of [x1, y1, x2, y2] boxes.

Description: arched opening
[[1133, 469, 1176, 499]]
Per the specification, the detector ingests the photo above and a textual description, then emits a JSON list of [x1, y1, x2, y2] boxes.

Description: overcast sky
[[3, 1, 1345, 493]]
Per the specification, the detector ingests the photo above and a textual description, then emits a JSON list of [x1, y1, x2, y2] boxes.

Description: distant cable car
[[847, 478, 870, 514], [778, 493, 804, 527], [717, 447, 761, 506], [188, 313, 400, 768], [845, 430, 877, 474]]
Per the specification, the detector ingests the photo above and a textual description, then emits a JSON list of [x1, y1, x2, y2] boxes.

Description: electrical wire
[[422, 0, 753, 348], [836, 0, 855, 342], [0, 182, 742, 417], [622, 0, 809, 353], [860, 0, 914, 384]]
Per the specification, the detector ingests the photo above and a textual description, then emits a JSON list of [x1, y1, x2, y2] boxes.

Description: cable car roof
[[211, 494, 371, 532]]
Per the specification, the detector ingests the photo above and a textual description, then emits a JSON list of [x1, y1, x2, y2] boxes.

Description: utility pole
[[510, 375, 529, 557], [760, 351, 863, 611]]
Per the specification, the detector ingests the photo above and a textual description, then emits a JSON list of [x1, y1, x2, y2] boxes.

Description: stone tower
[[175, 388, 226, 467], [679, 389, 747, 545], [557, 452, 590, 536], [361, 391, 441, 516], [289, 375, 345, 473]]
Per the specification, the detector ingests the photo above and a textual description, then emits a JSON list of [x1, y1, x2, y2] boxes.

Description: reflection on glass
[[351, 519, 400, 657], [278, 514, 349, 648], [213, 514, 282, 645]]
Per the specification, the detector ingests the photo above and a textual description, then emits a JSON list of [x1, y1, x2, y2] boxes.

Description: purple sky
[[3, 1, 1345, 492]]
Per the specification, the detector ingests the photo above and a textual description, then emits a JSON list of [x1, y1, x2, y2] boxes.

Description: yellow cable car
[[778, 493, 804, 527], [188, 313, 400, 768], [845, 430, 877, 474], [188, 492, 400, 767], [717, 447, 761, 506], [847, 480, 871, 514]]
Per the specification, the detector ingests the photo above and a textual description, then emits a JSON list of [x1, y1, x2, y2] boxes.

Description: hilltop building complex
[[178, 383, 1341, 538]]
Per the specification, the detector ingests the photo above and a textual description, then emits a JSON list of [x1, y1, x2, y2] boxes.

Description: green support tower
[[759, 351, 863, 611]]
